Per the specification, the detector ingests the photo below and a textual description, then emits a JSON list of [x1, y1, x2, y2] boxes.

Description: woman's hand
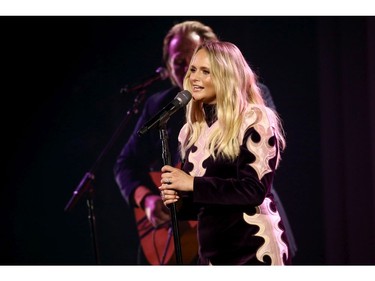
[[159, 165, 194, 205]]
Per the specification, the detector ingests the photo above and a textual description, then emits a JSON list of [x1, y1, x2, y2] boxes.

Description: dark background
[[1, 16, 374, 265]]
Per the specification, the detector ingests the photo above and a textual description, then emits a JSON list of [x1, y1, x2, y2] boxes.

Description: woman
[[159, 41, 290, 265]]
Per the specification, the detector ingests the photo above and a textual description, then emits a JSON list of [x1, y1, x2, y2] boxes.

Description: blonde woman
[[159, 41, 291, 265]]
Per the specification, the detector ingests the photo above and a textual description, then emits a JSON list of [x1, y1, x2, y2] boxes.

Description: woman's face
[[167, 32, 201, 89], [188, 48, 216, 104]]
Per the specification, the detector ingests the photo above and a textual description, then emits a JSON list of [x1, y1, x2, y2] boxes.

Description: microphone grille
[[175, 90, 192, 107]]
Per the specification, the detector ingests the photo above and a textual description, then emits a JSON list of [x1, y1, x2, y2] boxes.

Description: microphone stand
[[158, 119, 183, 265], [64, 85, 150, 264]]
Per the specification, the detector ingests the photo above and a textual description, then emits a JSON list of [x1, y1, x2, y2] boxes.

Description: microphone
[[120, 66, 169, 94], [138, 90, 192, 136]]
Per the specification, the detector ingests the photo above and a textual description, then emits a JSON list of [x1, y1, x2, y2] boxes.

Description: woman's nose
[[190, 72, 197, 81]]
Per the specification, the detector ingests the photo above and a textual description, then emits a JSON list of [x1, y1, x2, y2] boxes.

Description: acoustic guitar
[[134, 171, 198, 265]]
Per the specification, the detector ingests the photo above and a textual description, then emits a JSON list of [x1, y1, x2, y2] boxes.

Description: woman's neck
[[203, 103, 217, 127]]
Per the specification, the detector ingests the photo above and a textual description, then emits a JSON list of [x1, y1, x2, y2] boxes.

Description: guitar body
[[134, 171, 198, 265]]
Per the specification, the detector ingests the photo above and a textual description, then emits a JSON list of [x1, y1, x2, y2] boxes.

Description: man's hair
[[162, 20, 218, 65]]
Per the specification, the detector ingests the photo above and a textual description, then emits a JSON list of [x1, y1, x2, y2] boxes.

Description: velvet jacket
[[177, 104, 291, 265]]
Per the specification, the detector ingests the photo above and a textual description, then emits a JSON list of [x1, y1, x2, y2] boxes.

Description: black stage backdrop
[[1, 16, 374, 265]]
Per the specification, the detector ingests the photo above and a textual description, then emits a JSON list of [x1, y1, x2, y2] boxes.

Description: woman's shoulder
[[239, 104, 277, 140], [243, 104, 275, 126]]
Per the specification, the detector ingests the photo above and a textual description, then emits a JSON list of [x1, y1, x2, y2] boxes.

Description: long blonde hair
[[182, 41, 286, 164]]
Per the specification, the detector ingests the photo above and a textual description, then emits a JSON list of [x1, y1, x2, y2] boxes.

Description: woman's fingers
[[160, 189, 179, 205]]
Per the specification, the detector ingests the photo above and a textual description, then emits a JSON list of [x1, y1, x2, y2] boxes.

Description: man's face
[[167, 32, 201, 89]]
